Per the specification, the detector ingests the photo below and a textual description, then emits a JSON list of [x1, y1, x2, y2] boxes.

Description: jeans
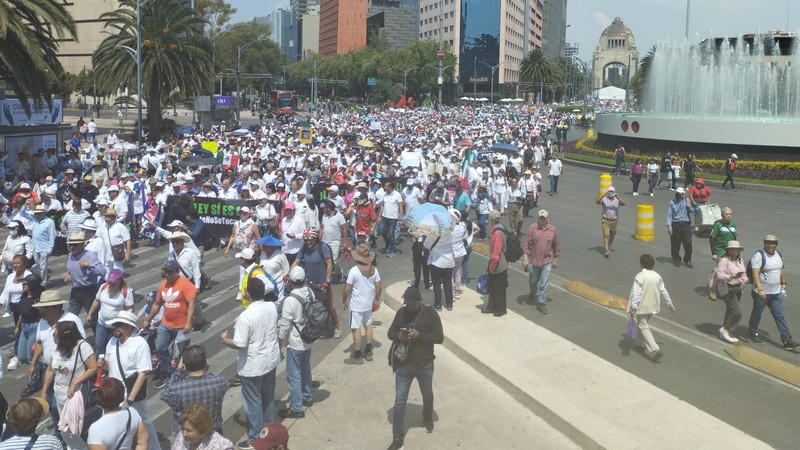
[[18, 321, 38, 364], [411, 242, 430, 288], [70, 285, 98, 332], [631, 173, 642, 193], [154, 323, 190, 377], [94, 324, 114, 359], [529, 263, 552, 305], [34, 252, 48, 287], [286, 348, 312, 413], [381, 217, 398, 253], [430, 265, 454, 308], [476, 213, 488, 239], [131, 398, 161, 450], [648, 173, 658, 194], [240, 369, 277, 441], [749, 291, 792, 342], [393, 362, 434, 440], [462, 247, 472, 285], [549, 174, 559, 194]]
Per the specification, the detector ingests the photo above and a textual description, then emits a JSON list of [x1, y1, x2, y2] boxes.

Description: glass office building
[[459, 0, 500, 94]]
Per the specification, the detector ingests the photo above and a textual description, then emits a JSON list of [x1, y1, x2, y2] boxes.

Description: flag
[[460, 147, 473, 192]]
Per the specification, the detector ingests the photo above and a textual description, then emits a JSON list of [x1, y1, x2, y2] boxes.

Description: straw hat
[[107, 310, 138, 330], [725, 240, 743, 250], [66, 232, 86, 244], [169, 231, 190, 243], [353, 243, 375, 265], [34, 290, 67, 307]]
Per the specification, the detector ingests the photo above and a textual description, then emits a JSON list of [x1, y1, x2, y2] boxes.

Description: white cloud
[[593, 12, 612, 29]]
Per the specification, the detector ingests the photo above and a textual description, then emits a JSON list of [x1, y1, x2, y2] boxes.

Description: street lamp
[[282, 62, 300, 90], [477, 60, 506, 104], [568, 55, 591, 118], [236, 35, 268, 121], [401, 67, 418, 101], [136, 0, 142, 147], [311, 57, 329, 106], [438, 63, 455, 106], [113, 44, 140, 143], [210, 23, 246, 129]]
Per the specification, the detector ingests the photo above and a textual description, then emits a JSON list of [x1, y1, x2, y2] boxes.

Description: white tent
[[594, 86, 626, 100]]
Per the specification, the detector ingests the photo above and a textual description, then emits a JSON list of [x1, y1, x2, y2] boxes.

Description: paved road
[[6, 110, 797, 448]]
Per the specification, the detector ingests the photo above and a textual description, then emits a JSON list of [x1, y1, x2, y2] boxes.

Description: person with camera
[[595, 186, 626, 258], [387, 286, 443, 450]]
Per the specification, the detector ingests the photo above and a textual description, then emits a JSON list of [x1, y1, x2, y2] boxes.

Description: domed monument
[[592, 17, 639, 91]]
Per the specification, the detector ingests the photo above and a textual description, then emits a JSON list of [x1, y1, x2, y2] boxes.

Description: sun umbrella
[[489, 143, 519, 155], [229, 129, 249, 136], [122, 143, 138, 151], [190, 147, 214, 157], [340, 132, 356, 140], [357, 139, 374, 148], [456, 140, 474, 147], [177, 154, 218, 168], [405, 203, 455, 237], [391, 137, 410, 144]]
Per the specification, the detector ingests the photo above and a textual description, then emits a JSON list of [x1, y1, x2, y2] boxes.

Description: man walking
[[628, 254, 675, 362], [547, 153, 562, 196], [342, 244, 381, 364], [64, 232, 106, 329], [220, 278, 280, 450], [666, 187, 693, 268], [30, 204, 55, 286], [482, 210, 508, 317], [387, 286, 443, 450], [595, 186, 625, 257], [379, 181, 403, 257], [721, 153, 738, 191], [522, 210, 560, 315], [747, 235, 799, 349], [506, 178, 525, 237], [277, 267, 315, 419]]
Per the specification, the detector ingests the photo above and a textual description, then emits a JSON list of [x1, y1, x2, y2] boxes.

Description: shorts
[[349, 310, 373, 329], [661, 172, 672, 181], [602, 218, 618, 238]]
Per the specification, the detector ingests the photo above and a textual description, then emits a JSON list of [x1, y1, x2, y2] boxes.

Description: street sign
[[437, 50, 445, 60], [367, 77, 377, 86], [298, 127, 312, 144]]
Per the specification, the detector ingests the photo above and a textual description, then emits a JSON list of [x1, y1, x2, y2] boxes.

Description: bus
[[270, 90, 293, 117]]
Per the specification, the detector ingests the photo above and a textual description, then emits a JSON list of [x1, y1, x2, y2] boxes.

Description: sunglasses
[[67, 243, 82, 247]]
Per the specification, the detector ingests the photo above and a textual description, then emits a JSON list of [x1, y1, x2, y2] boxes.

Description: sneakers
[[229, 375, 241, 387], [6, 356, 19, 371], [278, 408, 305, 419], [719, 327, 739, 343], [709, 289, 718, 300], [650, 349, 664, 362], [649, 193, 654, 197], [363, 351, 373, 362], [303, 400, 314, 407], [237, 440, 255, 450], [632, 192, 639, 196], [604, 249, 610, 258], [424, 415, 434, 433], [387, 438, 404, 450], [536, 304, 547, 315], [333, 327, 342, 339], [387, 252, 395, 258], [783, 339, 800, 350], [344, 355, 363, 365], [153, 374, 169, 389], [748, 333, 765, 345], [433, 305, 442, 311]]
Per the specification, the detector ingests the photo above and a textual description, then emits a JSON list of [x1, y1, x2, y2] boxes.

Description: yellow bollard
[[598, 173, 612, 198], [635, 204, 655, 242], [587, 129, 594, 138]]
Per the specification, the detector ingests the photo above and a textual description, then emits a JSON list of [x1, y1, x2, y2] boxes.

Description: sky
[[229, 0, 800, 62]]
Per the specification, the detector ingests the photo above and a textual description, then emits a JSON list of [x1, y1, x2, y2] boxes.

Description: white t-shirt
[[87, 407, 142, 449], [402, 187, 422, 210], [321, 212, 346, 245], [106, 222, 131, 260], [451, 222, 468, 258], [37, 312, 86, 365], [346, 266, 381, 312], [233, 300, 280, 377], [105, 335, 152, 389], [750, 250, 783, 295], [96, 284, 135, 327], [548, 158, 562, 176], [51, 340, 94, 411], [381, 191, 403, 219]]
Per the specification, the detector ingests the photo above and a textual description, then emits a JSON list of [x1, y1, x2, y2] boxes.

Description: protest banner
[[162, 195, 259, 243]]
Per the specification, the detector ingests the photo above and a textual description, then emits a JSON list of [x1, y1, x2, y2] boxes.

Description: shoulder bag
[[116, 341, 147, 403]]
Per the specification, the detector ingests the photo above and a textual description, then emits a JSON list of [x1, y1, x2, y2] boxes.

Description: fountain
[[596, 32, 800, 160]]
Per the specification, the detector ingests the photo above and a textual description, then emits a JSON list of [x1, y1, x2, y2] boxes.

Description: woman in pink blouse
[[715, 241, 748, 343]]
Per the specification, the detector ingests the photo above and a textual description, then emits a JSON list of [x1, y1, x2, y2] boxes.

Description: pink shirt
[[523, 223, 560, 267]]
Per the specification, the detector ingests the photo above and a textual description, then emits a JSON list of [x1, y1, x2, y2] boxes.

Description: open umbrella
[[178, 154, 218, 168], [456, 140, 473, 147], [357, 139, 374, 148], [190, 147, 214, 157], [122, 143, 138, 151], [391, 137, 410, 144], [489, 143, 519, 155], [405, 203, 455, 237], [340, 132, 356, 140], [229, 129, 250, 136]]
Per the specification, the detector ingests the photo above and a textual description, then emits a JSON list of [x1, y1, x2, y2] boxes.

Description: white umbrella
[[460, 96, 471, 101], [122, 143, 138, 151], [477, 97, 489, 102], [513, 98, 524, 102]]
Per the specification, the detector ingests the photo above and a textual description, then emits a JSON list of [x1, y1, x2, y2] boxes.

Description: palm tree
[[0, 0, 77, 114], [629, 45, 655, 105], [519, 49, 559, 102], [93, 0, 211, 136]]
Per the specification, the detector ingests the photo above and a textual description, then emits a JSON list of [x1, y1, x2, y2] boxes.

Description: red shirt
[[354, 203, 377, 234], [689, 186, 711, 204], [157, 277, 197, 329]]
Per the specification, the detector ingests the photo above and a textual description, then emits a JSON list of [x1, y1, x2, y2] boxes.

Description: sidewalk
[[270, 299, 576, 449]]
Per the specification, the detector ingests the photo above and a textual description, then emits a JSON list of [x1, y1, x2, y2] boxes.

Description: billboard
[[0, 99, 63, 126], [3, 134, 59, 172]]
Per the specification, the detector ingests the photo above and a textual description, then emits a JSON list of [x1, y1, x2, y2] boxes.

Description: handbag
[[707, 268, 719, 296], [390, 308, 424, 366], [626, 317, 637, 340], [117, 341, 147, 403], [69, 344, 96, 409], [111, 244, 126, 261], [477, 274, 488, 294]]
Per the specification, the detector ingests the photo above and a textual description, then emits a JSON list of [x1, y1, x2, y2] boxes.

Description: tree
[[196, 0, 236, 31], [629, 45, 654, 104], [0, 0, 77, 114], [520, 49, 561, 102], [213, 23, 281, 96], [92, 0, 212, 136]]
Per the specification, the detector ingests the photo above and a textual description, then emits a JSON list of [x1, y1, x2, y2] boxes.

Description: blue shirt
[[453, 192, 471, 211], [666, 198, 691, 230], [66, 249, 106, 288], [31, 216, 56, 253]]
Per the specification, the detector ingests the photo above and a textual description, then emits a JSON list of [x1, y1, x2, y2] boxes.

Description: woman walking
[[3, 255, 33, 368], [714, 241, 748, 343], [7, 274, 42, 375], [628, 254, 676, 362], [86, 269, 134, 357]]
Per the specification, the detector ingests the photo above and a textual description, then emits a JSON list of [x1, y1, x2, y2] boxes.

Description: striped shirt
[[61, 210, 90, 235]]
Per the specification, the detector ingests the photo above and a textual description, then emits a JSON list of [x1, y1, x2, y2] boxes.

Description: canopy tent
[[594, 86, 626, 100]]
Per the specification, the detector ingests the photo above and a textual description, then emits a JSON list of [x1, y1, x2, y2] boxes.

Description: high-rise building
[[418, 0, 542, 96], [319, 0, 368, 56], [291, 0, 320, 60], [541, 0, 567, 60], [299, 11, 321, 60], [55, 0, 125, 74], [257, 9, 292, 59], [367, 0, 418, 50]]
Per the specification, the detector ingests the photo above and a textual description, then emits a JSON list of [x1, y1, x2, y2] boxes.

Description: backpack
[[495, 227, 523, 262], [746, 249, 782, 284], [289, 290, 334, 343]]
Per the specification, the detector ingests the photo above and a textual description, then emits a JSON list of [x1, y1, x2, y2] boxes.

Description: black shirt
[[388, 305, 443, 367]]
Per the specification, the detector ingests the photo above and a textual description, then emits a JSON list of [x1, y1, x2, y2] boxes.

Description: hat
[[7, 221, 19, 228], [402, 286, 422, 305], [203, 181, 213, 187], [303, 227, 319, 240], [450, 209, 461, 221], [357, 182, 367, 189], [235, 248, 256, 260], [34, 290, 67, 307], [45, 176, 53, 181], [436, 181, 444, 188], [538, 209, 549, 218], [108, 310, 138, 330], [256, 236, 283, 247], [251, 423, 289, 450], [120, 173, 130, 178], [675, 187, 686, 194], [328, 185, 339, 192], [80, 218, 98, 231], [525, 170, 532, 175], [107, 269, 124, 283], [66, 232, 86, 244], [479, 182, 487, 188], [488, 210, 501, 221], [162, 260, 181, 272], [103, 207, 118, 216], [763, 234, 779, 242], [240, 206, 251, 214], [695, 178, 705, 185], [406, 179, 414, 186], [33, 204, 46, 213], [289, 266, 306, 283], [165, 220, 183, 229], [284, 201, 295, 210], [725, 240, 743, 250], [414, 179, 421, 185], [20, 182, 31, 190], [92, 160, 102, 166], [731, 153, 738, 159], [83, 175, 93, 181], [65, 168, 75, 174], [353, 244, 375, 265], [107, 185, 119, 192], [22, 273, 42, 287], [169, 231, 190, 243], [172, 181, 182, 188], [607, 186, 616, 193]]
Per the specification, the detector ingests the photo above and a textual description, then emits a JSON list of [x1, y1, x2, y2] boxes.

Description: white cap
[[235, 248, 255, 260], [289, 266, 305, 282]]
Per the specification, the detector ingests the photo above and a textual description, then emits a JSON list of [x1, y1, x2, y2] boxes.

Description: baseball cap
[[607, 186, 616, 193], [402, 286, 422, 305], [235, 248, 256, 260], [251, 423, 289, 450], [675, 187, 686, 194], [488, 210, 501, 221], [289, 266, 306, 283], [538, 209, 549, 218], [284, 201, 295, 210], [162, 260, 181, 272], [107, 269, 124, 284]]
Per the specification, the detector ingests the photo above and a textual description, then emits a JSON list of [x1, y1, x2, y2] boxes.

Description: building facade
[[367, 1, 418, 50], [418, 0, 543, 97], [299, 12, 321, 60], [319, 0, 368, 56], [541, 0, 566, 60], [592, 17, 638, 90], [257, 9, 292, 59], [56, 0, 125, 74]]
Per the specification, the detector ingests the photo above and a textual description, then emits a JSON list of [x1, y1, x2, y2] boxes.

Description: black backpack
[[495, 227, 523, 262], [289, 290, 334, 343]]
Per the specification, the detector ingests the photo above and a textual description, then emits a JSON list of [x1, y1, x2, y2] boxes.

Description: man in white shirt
[[320, 200, 348, 282], [277, 267, 314, 419], [219, 179, 239, 200], [342, 245, 381, 365], [220, 278, 280, 448], [379, 181, 403, 258], [402, 179, 422, 219]]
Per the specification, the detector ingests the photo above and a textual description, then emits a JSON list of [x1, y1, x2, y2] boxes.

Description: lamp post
[[568, 55, 591, 117], [311, 57, 328, 106], [477, 60, 506, 104], [437, 0, 444, 107], [236, 35, 268, 121], [402, 67, 418, 101], [136, 0, 142, 146], [209, 24, 245, 129], [282, 62, 300, 90]]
